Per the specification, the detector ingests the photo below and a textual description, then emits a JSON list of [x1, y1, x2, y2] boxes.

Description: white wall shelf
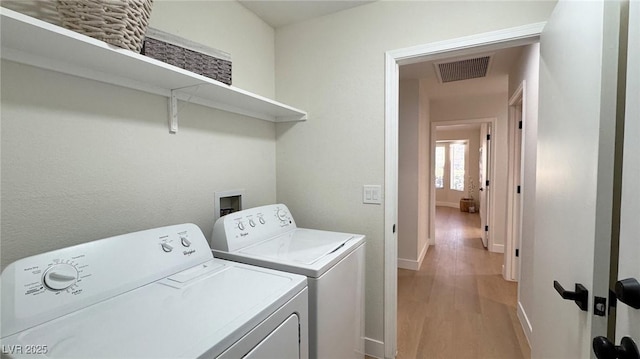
[[0, 8, 307, 132]]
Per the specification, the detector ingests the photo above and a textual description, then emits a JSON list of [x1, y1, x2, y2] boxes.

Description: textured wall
[[1, 1, 278, 269]]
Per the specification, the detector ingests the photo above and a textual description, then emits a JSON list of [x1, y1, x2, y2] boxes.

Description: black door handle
[[554, 280, 589, 311], [615, 278, 640, 309], [593, 336, 640, 359]]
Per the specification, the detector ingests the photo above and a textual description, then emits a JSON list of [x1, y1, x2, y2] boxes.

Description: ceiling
[[400, 46, 525, 101], [436, 124, 482, 132], [238, 0, 376, 28], [236, 0, 525, 102]]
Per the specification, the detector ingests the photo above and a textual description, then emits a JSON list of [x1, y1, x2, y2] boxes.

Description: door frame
[[430, 118, 497, 250], [505, 82, 525, 282], [384, 22, 544, 358]]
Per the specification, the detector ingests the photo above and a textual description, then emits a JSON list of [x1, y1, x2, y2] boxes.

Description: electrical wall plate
[[363, 185, 382, 205]]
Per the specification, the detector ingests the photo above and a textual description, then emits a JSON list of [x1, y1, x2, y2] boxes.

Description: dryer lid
[[239, 229, 355, 265]]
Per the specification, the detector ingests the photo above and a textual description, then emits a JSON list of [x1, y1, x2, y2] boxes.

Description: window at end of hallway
[[450, 143, 465, 191]]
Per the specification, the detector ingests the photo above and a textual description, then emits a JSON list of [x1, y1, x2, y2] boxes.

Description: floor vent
[[435, 55, 493, 83]]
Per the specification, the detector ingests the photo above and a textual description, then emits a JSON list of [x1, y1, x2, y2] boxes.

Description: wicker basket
[[142, 28, 232, 85], [56, 0, 153, 52]]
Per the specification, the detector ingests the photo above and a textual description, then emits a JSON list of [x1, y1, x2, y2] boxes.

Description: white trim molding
[[397, 241, 428, 270], [517, 301, 533, 347], [383, 51, 399, 359], [435, 201, 459, 209], [365, 337, 385, 359]]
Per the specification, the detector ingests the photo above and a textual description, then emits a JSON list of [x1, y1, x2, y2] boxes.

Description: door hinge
[[486, 134, 491, 141], [517, 185, 521, 194], [486, 180, 490, 187], [609, 289, 617, 315], [393, 224, 396, 233], [298, 323, 301, 344], [485, 225, 489, 232], [515, 249, 519, 257], [518, 120, 522, 130]]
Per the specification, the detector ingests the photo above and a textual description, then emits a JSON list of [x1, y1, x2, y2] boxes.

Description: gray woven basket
[[142, 28, 232, 85], [56, 0, 153, 52]]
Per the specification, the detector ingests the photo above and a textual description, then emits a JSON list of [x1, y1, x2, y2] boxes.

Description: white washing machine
[[211, 204, 365, 359], [1, 223, 308, 358]]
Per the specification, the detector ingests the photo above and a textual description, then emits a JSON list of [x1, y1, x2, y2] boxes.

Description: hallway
[[397, 207, 530, 359]]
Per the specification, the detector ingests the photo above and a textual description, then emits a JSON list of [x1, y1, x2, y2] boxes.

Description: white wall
[[507, 43, 541, 343], [398, 80, 429, 269], [398, 80, 419, 261], [431, 92, 508, 249], [0, 1, 278, 269], [274, 1, 556, 349], [435, 128, 481, 208], [149, 1, 275, 98]]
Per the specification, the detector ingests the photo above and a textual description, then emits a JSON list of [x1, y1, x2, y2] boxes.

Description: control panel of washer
[[211, 204, 297, 252], [1, 223, 213, 338]]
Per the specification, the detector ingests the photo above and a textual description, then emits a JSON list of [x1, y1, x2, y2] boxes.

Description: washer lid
[[239, 229, 355, 265]]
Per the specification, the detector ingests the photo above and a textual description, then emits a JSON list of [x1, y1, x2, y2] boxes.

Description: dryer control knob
[[276, 209, 288, 221], [249, 219, 256, 227], [259, 217, 265, 224], [43, 263, 78, 291], [238, 222, 245, 231]]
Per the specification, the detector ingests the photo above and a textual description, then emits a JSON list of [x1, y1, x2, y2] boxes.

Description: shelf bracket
[[169, 90, 178, 134]]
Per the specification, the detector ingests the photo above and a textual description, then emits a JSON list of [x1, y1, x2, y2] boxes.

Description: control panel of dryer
[[1, 223, 213, 338], [211, 204, 297, 252]]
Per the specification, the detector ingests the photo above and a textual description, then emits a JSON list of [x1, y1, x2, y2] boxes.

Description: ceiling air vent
[[435, 55, 493, 83]]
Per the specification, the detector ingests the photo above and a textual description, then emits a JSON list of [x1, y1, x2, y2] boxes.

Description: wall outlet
[[363, 185, 382, 204]]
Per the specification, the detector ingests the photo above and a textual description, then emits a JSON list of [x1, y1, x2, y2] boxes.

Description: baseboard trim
[[398, 257, 418, 270], [490, 243, 504, 253], [517, 301, 533, 347], [364, 337, 385, 359], [436, 201, 459, 209], [416, 241, 428, 269]]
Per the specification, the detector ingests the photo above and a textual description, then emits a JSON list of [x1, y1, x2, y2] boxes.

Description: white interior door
[[533, 1, 624, 358], [513, 103, 523, 281], [479, 124, 489, 248], [614, 0, 640, 350]]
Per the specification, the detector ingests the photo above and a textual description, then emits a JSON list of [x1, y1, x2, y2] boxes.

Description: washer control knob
[[259, 217, 265, 224], [43, 263, 78, 291], [180, 237, 191, 247], [249, 219, 256, 227], [161, 243, 173, 252], [238, 222, 245, 231]]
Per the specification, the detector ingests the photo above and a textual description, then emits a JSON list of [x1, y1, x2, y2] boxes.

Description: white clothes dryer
[[1, 223, 308, 358], [211, 204, 365, 359]]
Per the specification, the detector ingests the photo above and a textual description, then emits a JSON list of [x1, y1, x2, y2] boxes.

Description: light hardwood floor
[[396, 206, 530, 359]]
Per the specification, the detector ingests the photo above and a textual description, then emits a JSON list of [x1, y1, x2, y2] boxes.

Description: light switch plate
[[363, 185, 382, 204]]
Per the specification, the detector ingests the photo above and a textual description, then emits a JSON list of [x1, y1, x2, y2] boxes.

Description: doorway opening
[[431, 118, 496, 252], [385, 23, 544, 358]]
